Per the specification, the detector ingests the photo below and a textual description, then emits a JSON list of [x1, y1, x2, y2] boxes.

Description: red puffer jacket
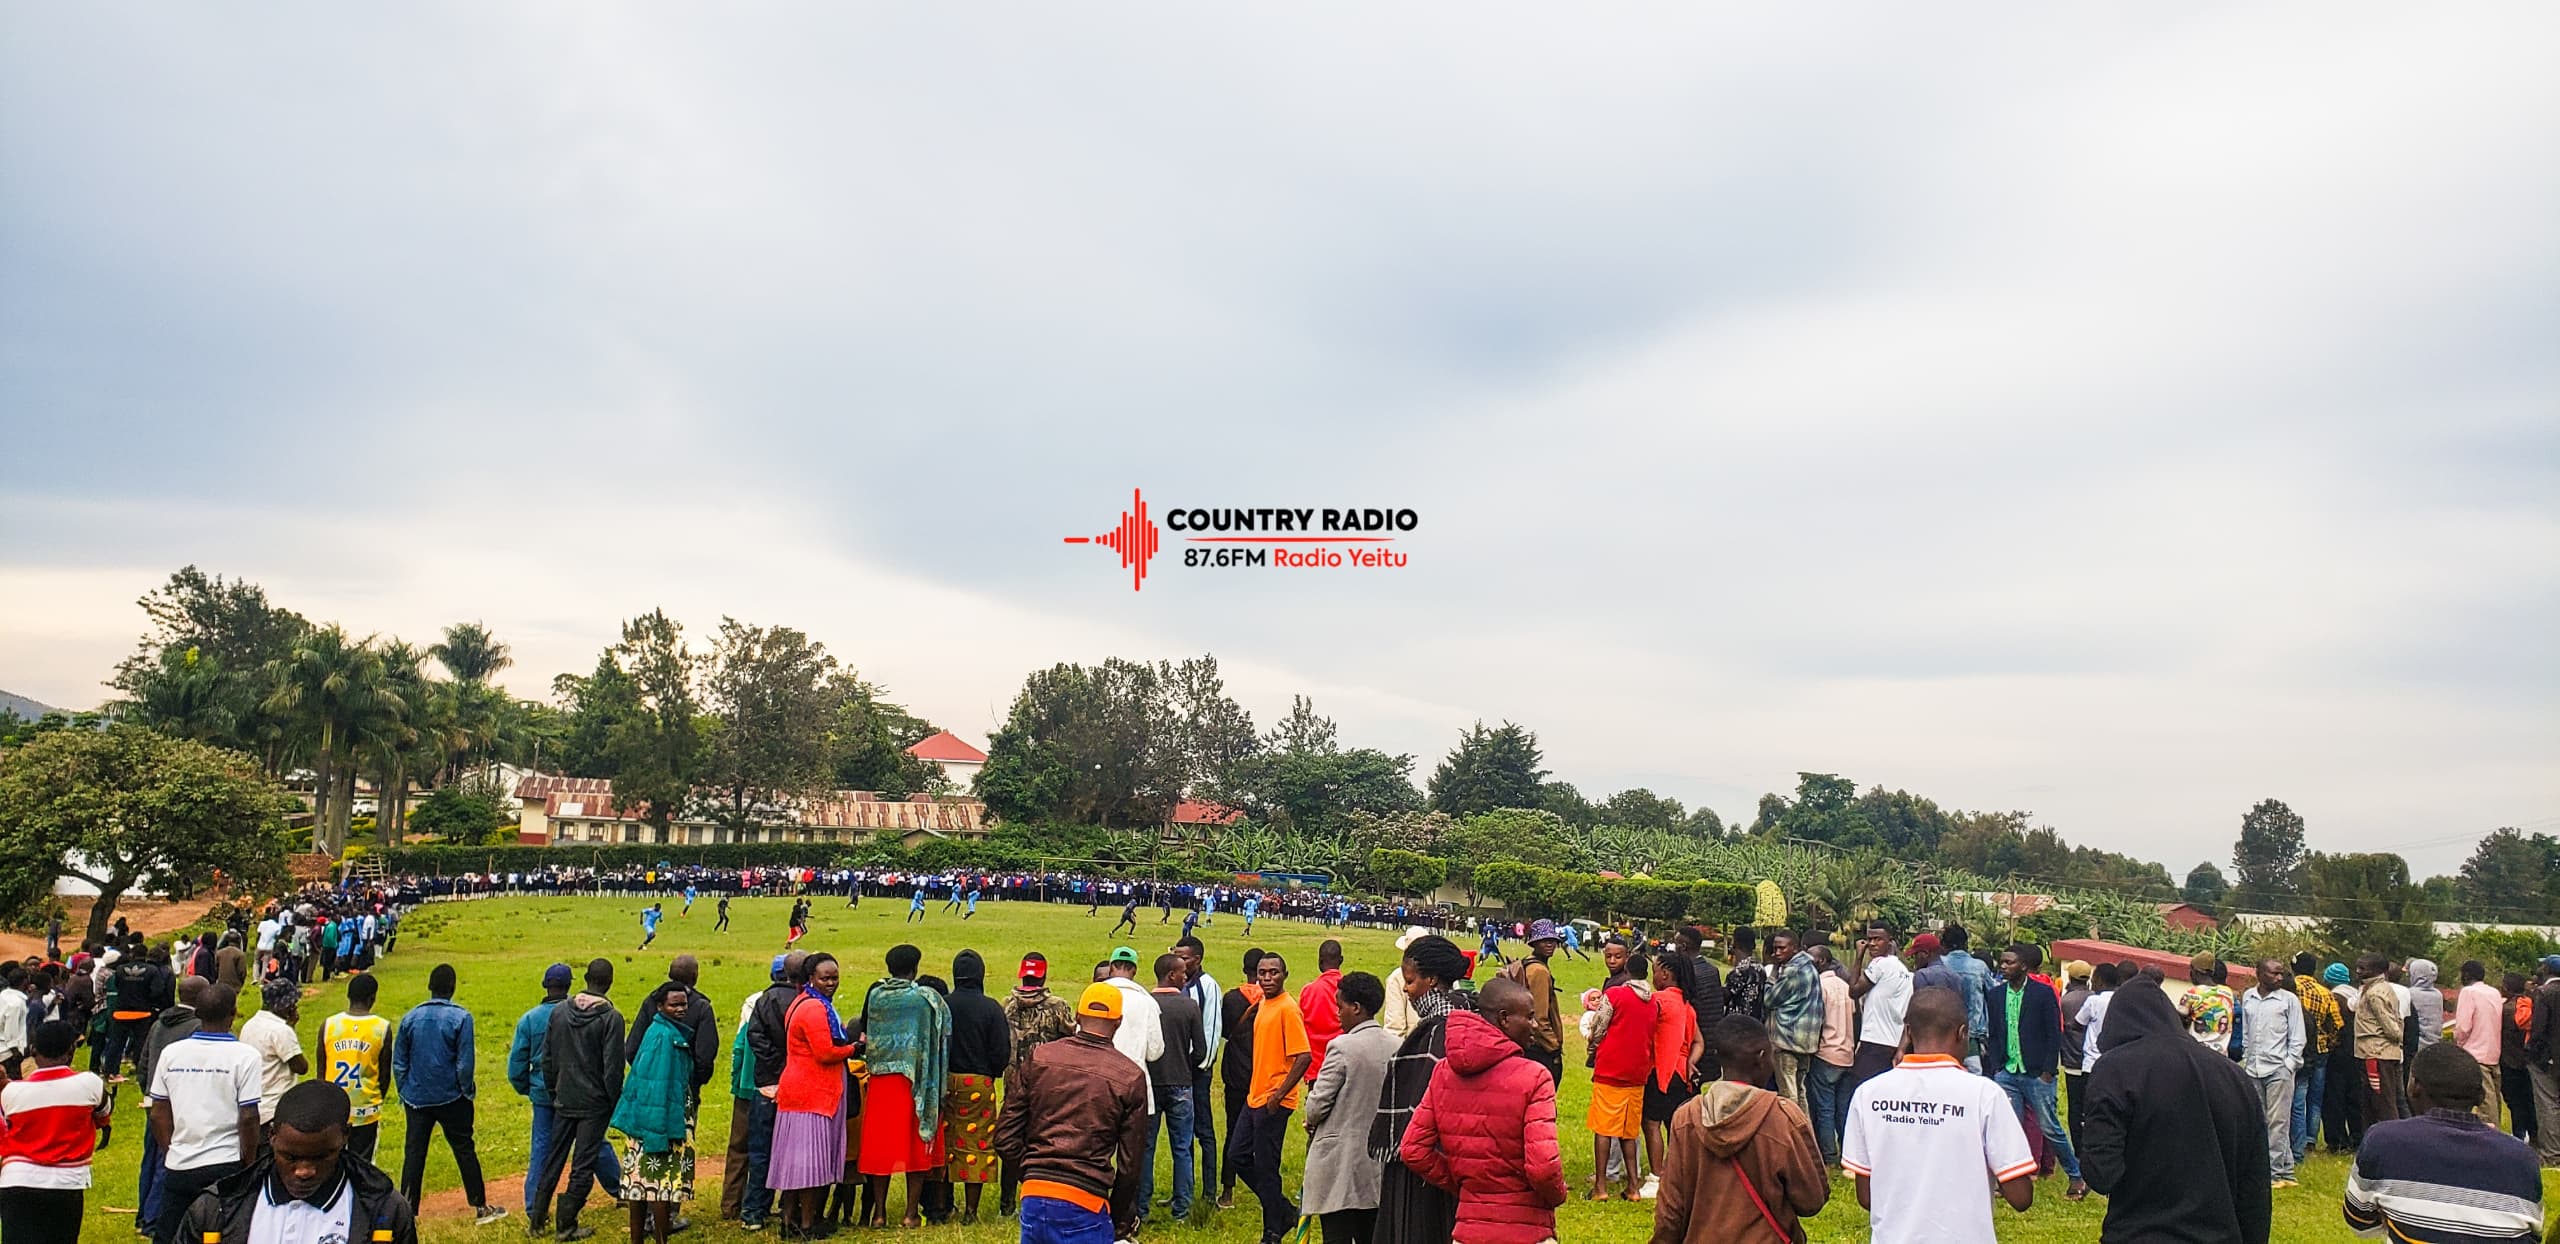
[[1399, 1009, 1566, 1244]]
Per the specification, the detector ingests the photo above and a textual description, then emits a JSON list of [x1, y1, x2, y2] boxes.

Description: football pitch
[[77, 894, 2412, 1242]]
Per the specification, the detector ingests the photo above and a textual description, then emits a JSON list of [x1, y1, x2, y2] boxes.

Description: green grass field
[[77, 895, 2555, 1242]]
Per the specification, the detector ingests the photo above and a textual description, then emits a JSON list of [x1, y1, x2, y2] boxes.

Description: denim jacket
[[392, 997, 477, 1107]]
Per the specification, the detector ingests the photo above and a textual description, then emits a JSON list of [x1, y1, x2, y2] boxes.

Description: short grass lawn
[[77, 895, 2557, 1241]]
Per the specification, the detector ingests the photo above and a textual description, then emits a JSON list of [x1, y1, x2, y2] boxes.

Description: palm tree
[[360, 641, 446, 848], [132, 645, 236, 743], [430, 622, 512, 685], [266, 626, 405, 855]]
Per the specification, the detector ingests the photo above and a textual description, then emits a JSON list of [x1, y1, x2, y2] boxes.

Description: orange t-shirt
[[1247, 992, 1311, 1110]]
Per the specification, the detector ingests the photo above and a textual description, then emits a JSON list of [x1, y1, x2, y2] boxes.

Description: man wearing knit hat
[[995, 983, 1152, 1244]]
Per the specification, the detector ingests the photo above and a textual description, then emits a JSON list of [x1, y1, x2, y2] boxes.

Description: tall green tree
[[700, 620, 839, 831], [0, 725, 293, 944], [1536, 781, 1596, 828], [1157, 655, 1258, 805], [126, 645, 238, 744], [264, 625, 404, 854], [2231, 797, 2309, 910], [2455, 827, 2560, 922], [1263, 695, 1336, 757], [603, 609, 703, 836], [825, 673, 942, 796], [111, 566, 310, 772], [2182, 861, 2230, 909], [1425, 721, 1547, 816], [429, 622, 513, 685], [1597, 787, 1685, 832], [359, 640, 436, 846], [553, 656, 639, 778], [2307, 851, 2437, 960]]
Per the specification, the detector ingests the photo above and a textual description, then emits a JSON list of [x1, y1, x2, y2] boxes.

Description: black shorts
[[1643, 1075, 1696, 1124]]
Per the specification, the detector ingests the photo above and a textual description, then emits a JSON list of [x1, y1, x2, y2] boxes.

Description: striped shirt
[[0, 1065, 106, 1189], [2344, 1108, 2543, 1243]]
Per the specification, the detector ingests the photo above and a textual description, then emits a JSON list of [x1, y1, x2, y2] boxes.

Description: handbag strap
[[1731, 1157, 1790, 1242]]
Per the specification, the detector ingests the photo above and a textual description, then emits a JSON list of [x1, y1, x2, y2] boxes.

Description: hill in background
[[0, 689, 66, 721]]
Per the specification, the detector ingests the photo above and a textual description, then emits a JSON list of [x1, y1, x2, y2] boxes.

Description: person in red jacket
[[1299, 940, 1346, 1084], [1587, 950, 1659, 1201], [1400, 979, 1567, 1244]]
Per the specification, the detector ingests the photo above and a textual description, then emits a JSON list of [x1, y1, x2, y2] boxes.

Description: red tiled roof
[[906, 732, 988, 763], [514, 774, 612, 801], [1169, 800, 1242, 826]]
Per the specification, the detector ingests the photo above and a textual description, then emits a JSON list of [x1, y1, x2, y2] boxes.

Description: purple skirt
[[765, 1090, 850, 1192]]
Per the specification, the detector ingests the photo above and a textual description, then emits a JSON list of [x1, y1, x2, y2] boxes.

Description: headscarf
[[862, 978, 951, 1142], [2322, 962, 2350, 986], [261, 978, 300, 1017], [799, 981, 851, 1045]]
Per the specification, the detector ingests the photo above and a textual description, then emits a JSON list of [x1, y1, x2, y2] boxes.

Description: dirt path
[[0, 895, 224, 960]]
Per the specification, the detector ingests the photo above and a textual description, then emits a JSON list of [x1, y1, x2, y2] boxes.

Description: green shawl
[[863, 978, 951, 1142], [610, 1011, 692, 1153]]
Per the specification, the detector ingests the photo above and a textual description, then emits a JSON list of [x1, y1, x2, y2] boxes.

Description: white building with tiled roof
[[905, 731, 988, 790]]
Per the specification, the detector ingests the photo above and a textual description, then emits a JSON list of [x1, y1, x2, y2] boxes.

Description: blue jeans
[[527, 1099, 623, 1215], [1190, 1070, 1219, 1192], [1020, 1193, 1116, 1244], [739, 1094, 777, 1223], [137, 1127, 164, 1226], [1139, 1084, 1196, 1219], [2290, 1058, 2325, 1160], [1993, 1071, 2081, 1181], [1807, 1059, 1850, 1164]]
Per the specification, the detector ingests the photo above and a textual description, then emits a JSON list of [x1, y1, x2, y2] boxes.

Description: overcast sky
[[5, 6, 2554, 880]]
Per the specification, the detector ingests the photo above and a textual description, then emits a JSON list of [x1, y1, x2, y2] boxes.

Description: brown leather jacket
[[993, 1030, 1151, 1233]]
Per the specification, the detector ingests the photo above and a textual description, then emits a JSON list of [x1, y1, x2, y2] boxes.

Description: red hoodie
[[1400, 1009, 1567, 1244]]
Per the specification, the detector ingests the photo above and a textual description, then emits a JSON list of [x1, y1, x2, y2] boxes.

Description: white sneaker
[[1638, 1174, 1659, 1201]]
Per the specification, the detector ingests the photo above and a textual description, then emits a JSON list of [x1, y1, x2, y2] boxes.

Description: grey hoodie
[[2406, 959, 2443, 1050]]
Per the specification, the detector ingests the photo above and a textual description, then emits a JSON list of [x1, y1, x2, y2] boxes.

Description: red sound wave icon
[[1062, 488, 1161, 591]]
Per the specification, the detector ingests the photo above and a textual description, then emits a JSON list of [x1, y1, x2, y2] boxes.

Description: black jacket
[[2081, 978, 2271, 1244], [178, 1151, 417, 1244], [544, 993, 626, 1116], [1983, 978, 2063, 1077], [947, 985, 1013, 1081], [1147, 990, 1206, 1090], [626, 983, 718, 1096], [746, 981, 798, 1090]]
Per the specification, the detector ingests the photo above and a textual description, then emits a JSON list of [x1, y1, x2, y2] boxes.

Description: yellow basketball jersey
[[322, 1011, 391, 1124]]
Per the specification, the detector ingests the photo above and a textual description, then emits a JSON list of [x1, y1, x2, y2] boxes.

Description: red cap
[[1018, 954, 1048, 981], [1910, 934, 1943, 956]]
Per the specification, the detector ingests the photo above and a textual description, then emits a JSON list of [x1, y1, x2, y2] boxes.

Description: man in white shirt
[[2237, 959, 2306, 1188], [146, 984, 261, 1244], [0, 965, 29, 1081], [1850, 922, 1914, 1096], [2076, 963, 2121, 1077], [1101, 947, 1165, 1112], [238, 979, 311, 1126], [1844, 989, 2035, 1244]]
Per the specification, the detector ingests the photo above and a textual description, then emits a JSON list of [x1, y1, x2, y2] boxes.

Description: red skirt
[[858, 1074, 946, 1175]]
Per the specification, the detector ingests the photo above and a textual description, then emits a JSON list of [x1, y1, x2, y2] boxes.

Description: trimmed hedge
[[1474, 860, 1755, 927], [365, 836, 1239, 887]]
